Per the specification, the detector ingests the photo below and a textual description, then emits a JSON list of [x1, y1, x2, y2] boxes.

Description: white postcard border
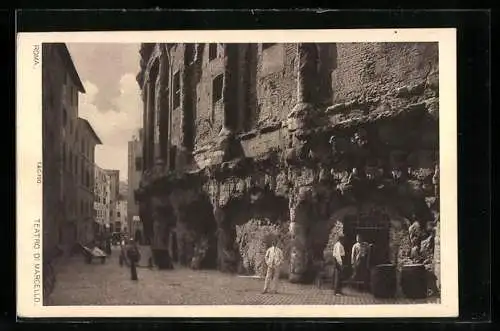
[[16, 28, 458, 318]]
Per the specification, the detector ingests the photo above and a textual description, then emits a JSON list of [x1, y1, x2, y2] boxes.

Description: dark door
[[356, 227, 390, 266]]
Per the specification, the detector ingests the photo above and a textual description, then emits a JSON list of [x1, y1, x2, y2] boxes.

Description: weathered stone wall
[[137, 42, 441, 289], [194, 44, 225, 146], [255, 44, 298, 125], [332, 42, 439, 103], [169, 44, 186, 148]]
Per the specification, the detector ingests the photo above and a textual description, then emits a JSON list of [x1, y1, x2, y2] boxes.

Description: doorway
[[343, 214, 390, 267]]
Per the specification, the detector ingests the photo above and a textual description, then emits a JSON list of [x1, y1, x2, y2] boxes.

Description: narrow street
[[47, 246, 439, 306]]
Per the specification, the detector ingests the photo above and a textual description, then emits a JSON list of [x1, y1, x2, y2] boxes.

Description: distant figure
[[105, 238, 112, 255], [332, 236, 345, 296], [126, 238, 141, 281], [262, 239, 284, 294], [351, 234, 369, 283], [119, 240, 127, 267]]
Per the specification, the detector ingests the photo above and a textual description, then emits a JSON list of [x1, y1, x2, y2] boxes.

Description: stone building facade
[[116, 200, 128, 234], [75, 118, 102, 244], [135, 43, 440, 285], [127, 129, 144, 242], [104, 169, 120, 232], [42, 43, 103, 257], [94, 165, 111, 234]]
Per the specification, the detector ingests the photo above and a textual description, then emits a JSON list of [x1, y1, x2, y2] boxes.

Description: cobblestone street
[[46, 246, 439, 306]]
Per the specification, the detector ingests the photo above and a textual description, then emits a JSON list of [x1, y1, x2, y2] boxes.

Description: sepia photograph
[[16, 29, 457, 318]]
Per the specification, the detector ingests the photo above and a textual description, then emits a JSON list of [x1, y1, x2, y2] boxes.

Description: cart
[[80, 244, 107, 264]]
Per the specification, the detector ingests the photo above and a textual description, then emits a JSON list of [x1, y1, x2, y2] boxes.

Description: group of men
[[261, 234, 370, 296], [117, 235, 369, 296]]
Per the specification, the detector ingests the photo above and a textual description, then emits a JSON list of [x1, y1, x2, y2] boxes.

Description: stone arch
[[215, 186, 290, 274], [314, 187, 432, 271], [176, 193, 218, 270], [150, 195, 176, 269]]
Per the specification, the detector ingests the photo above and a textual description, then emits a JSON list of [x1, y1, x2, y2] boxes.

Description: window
[[81, 160, 85, 184], [209, 43, 218, 61], [73, 87, 78, 106], [117, 211, 121, 217], [63, 108, 68, 127], [262, 43, 276, 50], [173, 71, 181, 109], [62, 144, 66, 169], [135, 157, 142, 171], [212, 74, 223, 105]]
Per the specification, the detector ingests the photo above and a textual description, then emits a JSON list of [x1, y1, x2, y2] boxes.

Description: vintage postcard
[[16, 29, 458, 318]]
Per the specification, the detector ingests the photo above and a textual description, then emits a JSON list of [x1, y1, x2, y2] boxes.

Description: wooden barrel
[[401, 264, 427, 299], [370, 264, 397, 298]]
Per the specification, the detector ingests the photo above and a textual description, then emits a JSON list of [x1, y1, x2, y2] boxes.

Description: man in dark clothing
[[126, 239, 140, 281]]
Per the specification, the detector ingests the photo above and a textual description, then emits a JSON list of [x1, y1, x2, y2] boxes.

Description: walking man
[[332, 236, 345, 296], [126, 238, 141, 281], [262, 238, 284, 294]]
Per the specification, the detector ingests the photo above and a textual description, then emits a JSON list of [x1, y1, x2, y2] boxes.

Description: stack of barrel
[[370, 264, 397, 298], [401, 264, 427, 299], [370, 263, 428, 299]]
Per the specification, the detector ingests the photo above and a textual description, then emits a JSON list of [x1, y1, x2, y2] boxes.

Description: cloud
[[79, 73, 142, 181], [67, 43, 141, 112]]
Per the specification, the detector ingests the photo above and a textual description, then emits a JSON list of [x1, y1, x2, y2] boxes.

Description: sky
[[66, 43, 142, 182]]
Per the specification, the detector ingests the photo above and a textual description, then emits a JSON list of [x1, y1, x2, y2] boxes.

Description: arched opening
[[219, 187, 290, 276], [175, 194, 218, 270], [310, 199, 417, 287]]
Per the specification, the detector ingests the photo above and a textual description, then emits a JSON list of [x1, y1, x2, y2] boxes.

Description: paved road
[[47, 246, 439, 306]]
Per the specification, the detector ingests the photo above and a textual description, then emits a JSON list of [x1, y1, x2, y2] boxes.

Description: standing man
[[126, 238, 141, 281], [332, 236, 345, 296], [262, 238, 284, 294]]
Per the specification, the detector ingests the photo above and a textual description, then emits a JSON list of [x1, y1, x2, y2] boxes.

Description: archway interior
[[342, 209, 391, 268], [317, 203, 395, 270], [179, 195, 218, 269], [224, 189, 290, 276]]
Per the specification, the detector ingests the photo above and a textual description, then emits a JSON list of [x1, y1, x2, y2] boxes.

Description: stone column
[[297, 43, 319, 105], [222, 43, 239, 132], [151, 196, 173, 269], [146, 80, 155, 169], [155, 47, 169, 162], [214, 206, 238, 273], [179, 48, 191, 151], [289, 186, 312, 283]]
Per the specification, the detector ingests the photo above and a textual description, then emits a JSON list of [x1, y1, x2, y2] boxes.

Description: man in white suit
[[262, 238, 284, 294]]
